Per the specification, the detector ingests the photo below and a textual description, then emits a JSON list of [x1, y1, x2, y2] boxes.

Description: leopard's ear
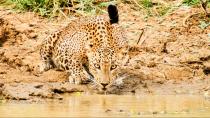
[[108, 4, 119, 24]]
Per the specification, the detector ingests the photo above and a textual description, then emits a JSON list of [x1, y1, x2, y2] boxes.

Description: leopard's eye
[[94, 63, 100, 69], [111, 64, 117, 70]]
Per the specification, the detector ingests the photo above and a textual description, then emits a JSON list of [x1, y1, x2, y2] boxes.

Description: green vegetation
[[2, 0, 70, 16], [135, 0, 171, 17], [183, 0, 210, 6], [1, 0, 209, 18], [10, 0, 65, 16], [183, 0, 200, 5], [156, 6, 171, 16], [199, 21, 210, 29], [76, 0, 114, 15], [1, 0, 116, 17], [140, 0, 153, 8], [135, 0, 210, 17]]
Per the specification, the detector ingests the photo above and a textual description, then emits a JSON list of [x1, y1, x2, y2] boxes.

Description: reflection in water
[[0, 95, 210, 117]]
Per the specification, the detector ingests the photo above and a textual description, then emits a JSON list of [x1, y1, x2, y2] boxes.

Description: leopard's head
[[85, 5, 128, 90]]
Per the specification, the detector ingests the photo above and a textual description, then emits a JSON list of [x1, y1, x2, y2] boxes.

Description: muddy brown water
[[0, 94, 210, 117]]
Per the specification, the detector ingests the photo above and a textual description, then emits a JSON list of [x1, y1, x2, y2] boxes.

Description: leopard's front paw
[[69, 75, 90, 84], [38, 62, 53, 73], [69, 76, 82, 85]]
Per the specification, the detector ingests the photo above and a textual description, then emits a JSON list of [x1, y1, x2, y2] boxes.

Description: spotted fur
[[40, 5, 128, 89]]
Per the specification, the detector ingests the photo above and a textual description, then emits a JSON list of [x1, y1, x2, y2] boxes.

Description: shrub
[[183, 0, 200, 6], [2, 0, 116, 17]]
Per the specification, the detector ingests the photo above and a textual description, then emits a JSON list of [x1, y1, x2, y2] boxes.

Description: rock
[[152, 111, 158, 114], [15, 23, 32, 33], [119, 109, 124, 112], [164, 66, 193, 80], [4, 90, 30, 100], [51, 83, 85, 93], [28, 32, 38, 39], [153, 78, 165, 84], [105, 109, 112, 112], [34, 84, 44, 89]]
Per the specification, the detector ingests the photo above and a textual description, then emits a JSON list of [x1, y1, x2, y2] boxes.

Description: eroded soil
[[0, 3, 209, 101]]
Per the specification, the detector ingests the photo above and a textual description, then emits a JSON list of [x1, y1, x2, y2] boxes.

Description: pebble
[[152, 111, 158, 114], [105, 109, 112, 112], [119, 109, 124, 112], [28, 33, 38, 39]]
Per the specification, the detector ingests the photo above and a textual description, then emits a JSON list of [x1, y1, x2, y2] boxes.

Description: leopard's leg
[[68, 70, 89, 84], [82, 56, 94, 81], [39, 36, 55, 73], [64, 58, 90, 84], [39, 52, 54, 73]]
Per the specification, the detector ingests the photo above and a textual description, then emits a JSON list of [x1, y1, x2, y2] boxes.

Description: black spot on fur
[[52, 34, 56, 38], [65, 59, 68, 64], [66, 66, 69, 70], [108, 4, 119, 24]]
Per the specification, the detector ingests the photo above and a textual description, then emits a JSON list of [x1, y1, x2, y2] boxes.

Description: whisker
[[107, 74, 128, 88], [115, 75, 127, 84], [89, 83, 97, 89], [89, 78, 102, 88]]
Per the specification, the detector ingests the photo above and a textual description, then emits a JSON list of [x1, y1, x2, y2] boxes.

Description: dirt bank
[[0, 3, 209, 101]]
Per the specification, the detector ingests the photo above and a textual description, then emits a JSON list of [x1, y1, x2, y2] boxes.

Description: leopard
[[39, 4, 128, 90]]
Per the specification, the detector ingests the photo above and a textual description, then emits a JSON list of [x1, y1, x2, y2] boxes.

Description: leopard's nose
[[101, 83, 108, 88]]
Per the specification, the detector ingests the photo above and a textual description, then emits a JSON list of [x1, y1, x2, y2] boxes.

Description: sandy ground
[[0, 3, 209, 101]]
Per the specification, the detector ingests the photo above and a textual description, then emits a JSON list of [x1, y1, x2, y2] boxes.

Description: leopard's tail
[[108, 4, 119, 24]]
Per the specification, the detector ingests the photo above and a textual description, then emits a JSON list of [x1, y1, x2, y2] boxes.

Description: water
[[0, 94, 210, 117]]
